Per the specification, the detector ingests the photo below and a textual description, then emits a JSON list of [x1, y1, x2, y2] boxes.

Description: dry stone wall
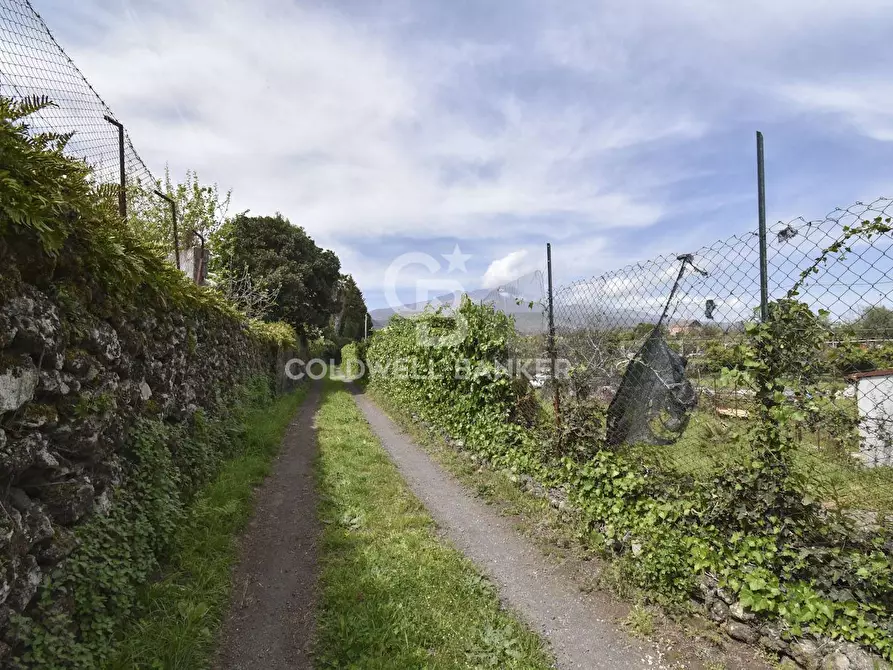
[[0, 261, 293, 660]]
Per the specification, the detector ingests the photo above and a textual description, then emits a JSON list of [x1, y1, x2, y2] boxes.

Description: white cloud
[[480, 236, 619, 290], [779, 81, 893, 142], [34, 0, 893, 305], [482, 249, 535, 288], [55, 0, 692, 247], [535, 0, 893, 136]]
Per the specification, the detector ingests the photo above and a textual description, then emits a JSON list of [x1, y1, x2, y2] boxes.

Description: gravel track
[[350, 384, 670, 670]]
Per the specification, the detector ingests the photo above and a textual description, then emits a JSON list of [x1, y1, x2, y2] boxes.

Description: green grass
[[366, 386, 598, 561], [626, 410, 893, 513], [364, 389, 783, 669], [107, 385, 308, 669], [313, 380, 554, 669], [624, 605, 656, 638]]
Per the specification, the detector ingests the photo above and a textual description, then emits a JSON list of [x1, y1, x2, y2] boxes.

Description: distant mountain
[[368, 289, 490, 329], [367, 271, 679, 335], [369, 285, 551, 333]]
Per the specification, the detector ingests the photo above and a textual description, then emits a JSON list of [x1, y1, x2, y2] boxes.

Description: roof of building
[[847, 368, 893, 381]]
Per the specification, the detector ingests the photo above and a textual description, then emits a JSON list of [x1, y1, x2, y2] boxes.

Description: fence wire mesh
[[0, 0, 155, 214], [539, 198, 893, 488], [484, 198, 893, 507], [481, 270, 552, 408]]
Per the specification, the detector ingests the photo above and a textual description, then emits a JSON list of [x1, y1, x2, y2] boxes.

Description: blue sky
[[32, 0, 893, 310]]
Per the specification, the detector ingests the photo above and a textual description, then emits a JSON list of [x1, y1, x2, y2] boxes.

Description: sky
[[25, 0, 893, 310]]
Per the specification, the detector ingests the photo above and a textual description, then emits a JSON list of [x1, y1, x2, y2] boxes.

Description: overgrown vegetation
[[0, 95, 293, 341], [313, 380, 553, 669], [340, 340, 367, 380], [7, 377, 299, 669], [128, 166, 231, 255], [107, 385, 308, 669], [629, 411, 893, 513], [207, 213, 369, 353], [248, 319, 299, 350], [212, 215, 340, 336], [0, 94, 302, 667], [367, 302, 538, 465], [333, 275, 369, 341], [367, 239, 893, 660]]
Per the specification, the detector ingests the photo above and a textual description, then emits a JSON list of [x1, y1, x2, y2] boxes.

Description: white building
[[850, 369, 893, 467]]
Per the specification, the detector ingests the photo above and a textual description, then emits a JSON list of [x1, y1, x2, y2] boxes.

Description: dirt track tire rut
[[215, 380, 321, 670], [350, 384, 669, 670]]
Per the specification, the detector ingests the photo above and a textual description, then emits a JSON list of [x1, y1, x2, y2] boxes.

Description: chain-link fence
[[537, 198, 893, 504], [481, 269, 549, 362], [488, 198, 893, 510], [0, 0, 154, 188], [0, 0, 188, 260]]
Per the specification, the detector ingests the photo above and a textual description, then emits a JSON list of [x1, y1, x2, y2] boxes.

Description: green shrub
[[340, 340, 367, 379], [369, 298, 893, 660], [248, 319, 298, 350], [367, 299, 537, 464]]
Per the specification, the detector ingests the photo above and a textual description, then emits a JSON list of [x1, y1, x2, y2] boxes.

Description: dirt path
[[350, 385, 672, 670], [215, 381, 322, 670]]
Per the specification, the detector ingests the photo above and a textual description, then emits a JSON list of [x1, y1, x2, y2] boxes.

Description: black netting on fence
[[501, 198, 893, 473], [605, 328, 696, 447], [516, 205, 893, 659]]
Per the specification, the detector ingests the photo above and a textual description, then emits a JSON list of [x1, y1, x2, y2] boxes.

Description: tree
[[130, 166, 231, 253], [210, 213, 341, 336], [333, 274, 369, 340], [852, 305, 893, 339], [214, 264, 281, 320]]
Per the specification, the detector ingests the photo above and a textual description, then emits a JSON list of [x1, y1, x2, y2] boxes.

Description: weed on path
[[111, 385, 312, 670]]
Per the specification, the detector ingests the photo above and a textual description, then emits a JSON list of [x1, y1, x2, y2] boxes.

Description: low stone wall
[[0, 271, 291, 659]]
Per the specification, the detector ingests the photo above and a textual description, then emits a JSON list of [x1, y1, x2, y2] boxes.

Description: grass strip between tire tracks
[[313, 379, 554, 669]]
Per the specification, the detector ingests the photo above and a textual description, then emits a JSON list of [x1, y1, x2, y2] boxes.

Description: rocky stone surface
[[693, 575, 891, 670], [823, 651, 851, 670], [726, 620, 758, 644], [709, 599, 730, 622], [0, 355, 38, 412], [0, 273, 295, 650], [729, 600, 756, 622], [790, 640, 822, 669]]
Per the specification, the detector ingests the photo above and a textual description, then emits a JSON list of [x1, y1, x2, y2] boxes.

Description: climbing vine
[[367, 251, 893, 659]]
